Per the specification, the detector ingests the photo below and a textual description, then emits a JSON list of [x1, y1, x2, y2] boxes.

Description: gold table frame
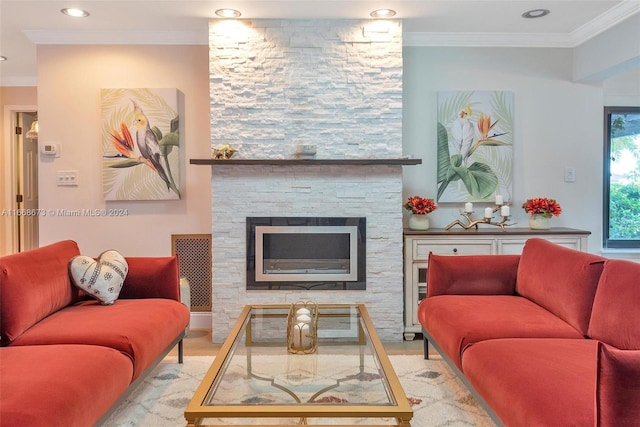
[[184, 304, 413, 426]]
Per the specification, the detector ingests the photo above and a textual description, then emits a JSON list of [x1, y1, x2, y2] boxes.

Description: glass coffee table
[[184, 304, 412, 426]]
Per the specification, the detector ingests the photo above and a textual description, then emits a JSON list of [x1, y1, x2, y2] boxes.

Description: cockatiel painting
[[102, 88, 181, 200]]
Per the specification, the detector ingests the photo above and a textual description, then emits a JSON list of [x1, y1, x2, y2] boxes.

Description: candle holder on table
[[445, 199, 516, 232], [287, 301, 318, 354]]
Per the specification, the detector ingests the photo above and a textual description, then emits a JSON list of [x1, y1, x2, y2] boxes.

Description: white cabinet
[[403, 228, 590, 340]]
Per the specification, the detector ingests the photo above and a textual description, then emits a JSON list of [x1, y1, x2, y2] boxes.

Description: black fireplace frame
[[246, 217, 366, 291]]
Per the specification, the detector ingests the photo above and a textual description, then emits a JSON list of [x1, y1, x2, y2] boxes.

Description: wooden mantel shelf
[[190, 158, 422, 166]]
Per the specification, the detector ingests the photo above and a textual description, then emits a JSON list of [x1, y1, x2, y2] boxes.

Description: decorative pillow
[[69, 250, 128, 305]]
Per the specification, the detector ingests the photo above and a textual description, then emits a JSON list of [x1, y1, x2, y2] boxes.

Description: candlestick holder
[[445, 203, 516, 232], [286, 301, 318, 354]]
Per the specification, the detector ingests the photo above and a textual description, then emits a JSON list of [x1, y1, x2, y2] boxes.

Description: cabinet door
[[410, 262, 428, 326]]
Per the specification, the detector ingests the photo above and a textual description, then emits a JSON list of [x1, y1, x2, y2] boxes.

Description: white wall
[[402, 47, 605, 254], [36, 45, 211, 256], [604, 70, 640, 106], [573, 14, 640, 82]]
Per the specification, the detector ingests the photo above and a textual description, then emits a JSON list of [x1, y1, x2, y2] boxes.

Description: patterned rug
[[103, 355, 496, 426]]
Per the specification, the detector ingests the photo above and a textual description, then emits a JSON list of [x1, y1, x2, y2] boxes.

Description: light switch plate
[[564, 167, 575, 183], [57, 170, 78, 186]]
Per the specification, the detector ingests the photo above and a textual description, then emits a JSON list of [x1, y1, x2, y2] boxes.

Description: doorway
[[2, 109, 39, 254]]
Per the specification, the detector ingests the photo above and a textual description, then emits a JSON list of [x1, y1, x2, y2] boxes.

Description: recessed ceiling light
[[215, 9, 241, 18], [0, 56, 7, 61], [522, 9, 550, 19], [370, 9, 396, 18], [61, 8, 90, 18]]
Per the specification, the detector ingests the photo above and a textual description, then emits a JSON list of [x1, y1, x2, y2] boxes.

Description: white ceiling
[[1, 0, 639, 85]]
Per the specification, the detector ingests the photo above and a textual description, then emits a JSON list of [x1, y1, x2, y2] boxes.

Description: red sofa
[[0, 240, 191, 427], [419, 238, 640, 427]]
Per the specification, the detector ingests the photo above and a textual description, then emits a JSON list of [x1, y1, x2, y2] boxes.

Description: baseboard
[[189, 311, 211, 330]]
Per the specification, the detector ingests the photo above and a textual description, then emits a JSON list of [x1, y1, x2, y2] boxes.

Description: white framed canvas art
[[102, 88, 181, 200], [436, 91, 513, 203]]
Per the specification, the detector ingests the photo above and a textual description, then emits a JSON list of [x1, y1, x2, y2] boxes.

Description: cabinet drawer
[[413, 239, 494, 259], [499, 237, 580, 255]]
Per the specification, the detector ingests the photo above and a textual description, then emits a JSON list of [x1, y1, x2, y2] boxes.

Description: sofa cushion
[[596, 342, 640, 427], [462, 338, 598, 427], [0, 240, 82, 344], [8, 298, 190, 380], [515, 238, 605, 335], [0, 344, 133, 427], [419, 295, 584, 369], [426, 253, 519, 297], [588, 259, 640, 350], [69, 250, 128, 305]]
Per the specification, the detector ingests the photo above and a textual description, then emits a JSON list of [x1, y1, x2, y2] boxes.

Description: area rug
[[103, 355, 496, 426]]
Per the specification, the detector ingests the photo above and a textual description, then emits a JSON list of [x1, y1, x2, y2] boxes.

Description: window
[[603, 106, 640, 249]]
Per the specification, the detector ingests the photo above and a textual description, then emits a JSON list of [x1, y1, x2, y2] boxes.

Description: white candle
[[495, 195, 504, 205], [501, 205, 510, 217], [465, 202, 473, 213], [296, 308, 311, 317], [484, 207, 493, 218], [296, 314, 312, 323], [292, 322, 312, 350]]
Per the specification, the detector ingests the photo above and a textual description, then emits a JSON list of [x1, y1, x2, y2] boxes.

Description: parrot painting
[[103, 88, 181, 200], [451, 105, 474, 166], [132, 100, 173, 191]]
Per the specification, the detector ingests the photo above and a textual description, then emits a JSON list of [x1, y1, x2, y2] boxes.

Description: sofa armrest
[[597, 342, 640, 427], [118, 256, 181, 301], [427, 253, 519, 297]]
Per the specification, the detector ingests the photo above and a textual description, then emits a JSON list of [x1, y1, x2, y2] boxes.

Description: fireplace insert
[[246, 217, 366, 290]]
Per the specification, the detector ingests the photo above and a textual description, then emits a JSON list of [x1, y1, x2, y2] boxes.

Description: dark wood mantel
[[190, 158, 422, 166]]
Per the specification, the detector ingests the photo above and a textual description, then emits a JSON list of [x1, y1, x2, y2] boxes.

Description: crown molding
[[405, 0, 640, 48], [570, 0, 640, 46], [23, 29, 208, 45], [22, 1, 640, 49], [403, 32, 573, 48]]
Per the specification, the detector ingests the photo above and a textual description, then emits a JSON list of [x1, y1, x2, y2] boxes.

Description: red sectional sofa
[[0, 240, 191, 427], [418, 238, 640, 427]]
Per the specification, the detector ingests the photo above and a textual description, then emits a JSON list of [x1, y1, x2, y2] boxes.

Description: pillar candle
[[484, 207, 493, 218], [296, 308, 311, 317], [292, 322, 312, 350], [465, 202, 473, 213], [296, 314, 312, 323], [495, 195, 504, 205], [501, 205, 510, 217]]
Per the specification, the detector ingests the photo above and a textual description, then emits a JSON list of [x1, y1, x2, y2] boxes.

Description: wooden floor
[[169, 329, 427, 358]]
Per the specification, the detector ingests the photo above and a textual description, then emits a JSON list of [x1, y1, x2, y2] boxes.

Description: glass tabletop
[[185, 304, 412, 426]]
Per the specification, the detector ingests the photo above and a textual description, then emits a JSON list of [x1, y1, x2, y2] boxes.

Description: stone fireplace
[[208, 19, 404, 342]]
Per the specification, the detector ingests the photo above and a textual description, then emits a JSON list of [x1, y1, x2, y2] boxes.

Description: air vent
[[171, 234, 212, 312]]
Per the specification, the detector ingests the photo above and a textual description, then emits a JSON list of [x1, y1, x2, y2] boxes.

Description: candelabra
[[445, 200, 516, 232]]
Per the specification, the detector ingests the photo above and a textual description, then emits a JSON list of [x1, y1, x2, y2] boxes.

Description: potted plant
[[404, 196, 438, 230], [522, 197, 562, 229]]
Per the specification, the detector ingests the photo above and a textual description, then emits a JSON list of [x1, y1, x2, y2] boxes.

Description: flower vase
[[409, 214, 430, 230], [529, 215, 551, 230]]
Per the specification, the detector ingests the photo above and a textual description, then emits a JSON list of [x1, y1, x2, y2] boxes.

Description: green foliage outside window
[[609, 183, 640, 239]]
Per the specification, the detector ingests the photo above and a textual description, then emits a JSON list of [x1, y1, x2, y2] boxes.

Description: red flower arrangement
[[522, 197, 562, 218], [404, 196, 438, 215]]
